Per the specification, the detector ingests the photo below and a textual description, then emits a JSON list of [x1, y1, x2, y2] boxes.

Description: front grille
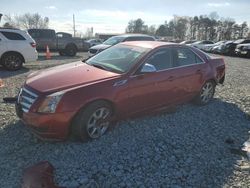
[[89, 48, 98, 54], [18, 87, 38, 113]]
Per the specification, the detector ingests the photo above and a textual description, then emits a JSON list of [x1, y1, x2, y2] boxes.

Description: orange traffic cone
[[46, 45, 51, 59], [0, 79, 4, 88]]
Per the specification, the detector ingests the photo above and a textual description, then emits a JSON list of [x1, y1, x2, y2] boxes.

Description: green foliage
[[126, 13, 249, 41]]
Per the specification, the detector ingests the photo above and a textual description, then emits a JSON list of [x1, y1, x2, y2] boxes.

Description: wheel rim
[[86, 107, 110, 139], [68, 48, 75, 56], [5, 55, 22, 69], [200, 82, 214, 103]]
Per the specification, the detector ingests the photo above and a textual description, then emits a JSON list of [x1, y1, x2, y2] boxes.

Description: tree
[[3, 13, 49, 29], [148, 25, 156, 35], [174, 17, 188, 40], [3, 22, 15, 28], [126, 18, 148, 34], [156, 24, 168, 36]]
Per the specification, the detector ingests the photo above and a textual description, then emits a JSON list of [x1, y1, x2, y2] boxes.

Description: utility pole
[[0, 14, 3, 23], [73, 14, 76, 37]]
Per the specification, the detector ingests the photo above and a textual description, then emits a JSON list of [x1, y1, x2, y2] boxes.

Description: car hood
[[204, 44, 215, 47], [26, 61, 120, 93], [90, 44, 111, 50]]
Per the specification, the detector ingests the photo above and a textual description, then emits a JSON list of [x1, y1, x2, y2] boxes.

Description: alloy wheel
[[86, 107, 110, 138]]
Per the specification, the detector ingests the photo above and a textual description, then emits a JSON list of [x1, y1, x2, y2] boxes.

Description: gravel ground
[[0, 53, 250, 188]]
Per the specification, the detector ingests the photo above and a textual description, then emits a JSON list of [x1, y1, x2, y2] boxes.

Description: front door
[[125, 47, 180, 115]]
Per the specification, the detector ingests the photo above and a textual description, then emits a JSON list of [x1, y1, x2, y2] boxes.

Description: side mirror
[[141, 63, 157, 73]]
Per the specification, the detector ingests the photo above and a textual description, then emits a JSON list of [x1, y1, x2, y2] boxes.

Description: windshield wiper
[[91, 63, 110, 71]]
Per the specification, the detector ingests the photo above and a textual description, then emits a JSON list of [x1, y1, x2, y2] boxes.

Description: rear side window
[[172, 48, 203, 67], [0, 31, 26, 40], [28, 30, 55, 39], [139, 36, 155, 41], [125, 36, 155, 41]]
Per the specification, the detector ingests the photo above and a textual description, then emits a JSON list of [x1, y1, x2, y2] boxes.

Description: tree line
[[126, 13, 250, 41], [1, 13, 49, 29]]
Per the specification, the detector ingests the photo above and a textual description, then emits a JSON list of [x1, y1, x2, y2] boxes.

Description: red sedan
[[16, 41, 225, 141]]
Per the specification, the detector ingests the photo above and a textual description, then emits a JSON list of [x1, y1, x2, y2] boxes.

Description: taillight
[[30, 42, 36, 48]]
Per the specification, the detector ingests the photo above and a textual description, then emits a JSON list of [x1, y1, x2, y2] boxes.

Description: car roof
[[116, 34, 154, 38], [0, 28, 27, 34], [121, 41, 175, 49]]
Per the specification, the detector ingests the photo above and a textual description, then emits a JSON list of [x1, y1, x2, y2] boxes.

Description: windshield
[[86, 44, 150, 73], [192, 41, 202, 45], [214, 41, 224, 45], [103, 36, 125, 45]]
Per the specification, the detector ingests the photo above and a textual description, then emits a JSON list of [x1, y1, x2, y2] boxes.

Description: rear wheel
[[195, 81, 215, 105], [71, 101, 113, 141], [2, 53, 23, 71], [65, 45, 77, 56]]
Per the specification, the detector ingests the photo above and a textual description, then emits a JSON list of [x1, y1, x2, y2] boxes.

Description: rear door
[[171, 47, 207, 102], [40, 30, 56, 50], [29, 30, 56, 50]]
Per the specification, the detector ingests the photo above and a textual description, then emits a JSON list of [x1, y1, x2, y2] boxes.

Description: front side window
[[172, 48, 203, 67], [1, 31, 26, 40], [145, 48, 172, 71], [86, 44, 149, 73]]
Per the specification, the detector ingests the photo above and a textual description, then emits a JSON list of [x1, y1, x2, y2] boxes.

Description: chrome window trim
[[130, 46, 206, 77]]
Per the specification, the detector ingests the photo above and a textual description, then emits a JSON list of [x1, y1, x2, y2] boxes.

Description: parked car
[[188, 40, 214, 50], [86, 39, 102, 47], [28, 29, 89, 56], [235, 43, 250, 57], [211, 41, 233, 54], [220, 39, 250, 56], [0, 28, 37, 71], [179, 40, 197, 45], [201, 41, 226, 52], [88, 34, 155, 57], [15, 41, 225, 141]]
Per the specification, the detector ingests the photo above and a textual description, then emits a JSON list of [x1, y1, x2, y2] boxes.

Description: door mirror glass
[[141, 63, 157, 73]]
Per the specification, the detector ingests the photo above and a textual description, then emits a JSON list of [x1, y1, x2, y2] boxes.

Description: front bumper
[[16, 102, 75, 140], [235, 49, 248, 55]]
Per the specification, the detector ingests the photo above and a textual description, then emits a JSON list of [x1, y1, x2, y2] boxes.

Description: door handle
[[167, 76, 174, 81], [196, 69, 202, 74]]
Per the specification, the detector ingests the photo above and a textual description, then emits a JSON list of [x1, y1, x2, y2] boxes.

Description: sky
[[1, 0, 250, 35]]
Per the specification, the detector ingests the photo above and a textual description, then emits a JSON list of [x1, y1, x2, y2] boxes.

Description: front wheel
[[195, 81, 215, 105], [71, 101, 113, 141]]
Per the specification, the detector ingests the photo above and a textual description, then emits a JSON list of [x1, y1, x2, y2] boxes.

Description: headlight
[[38, 91, 65, 113]]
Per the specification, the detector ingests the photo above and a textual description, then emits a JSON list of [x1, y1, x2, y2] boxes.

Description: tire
[[247, 51, 250, 58], [195, 81, 215, 105], [65, 45, 77, 56], [1, 53, 23, 71], [71, 101, 113, 141], [59, 50, 66, 56]]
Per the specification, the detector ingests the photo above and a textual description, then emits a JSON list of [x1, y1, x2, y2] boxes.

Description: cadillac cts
[[15, 41, 225, 141]]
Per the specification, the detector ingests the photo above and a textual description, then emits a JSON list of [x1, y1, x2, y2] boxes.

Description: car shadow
[[0, 66, 30, 79], [0, 99, 249, 187]]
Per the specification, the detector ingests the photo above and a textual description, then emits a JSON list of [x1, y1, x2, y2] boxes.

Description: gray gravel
[[0, 53, 250, 188]]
